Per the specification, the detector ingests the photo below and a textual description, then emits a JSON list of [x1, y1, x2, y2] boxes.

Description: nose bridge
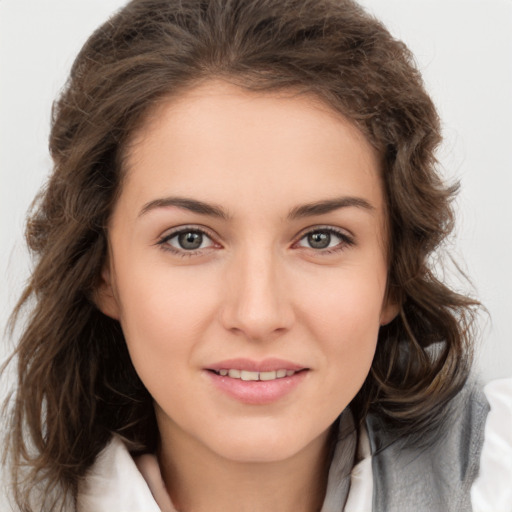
[[221, 243, 293, 340]]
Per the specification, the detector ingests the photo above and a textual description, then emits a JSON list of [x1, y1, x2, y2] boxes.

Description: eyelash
[[156, 225, 218, 257], [156, 225, 354, 257], [294, 226, 355, 255]]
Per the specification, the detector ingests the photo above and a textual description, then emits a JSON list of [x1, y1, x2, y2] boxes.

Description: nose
[[220, 249, 295, 341]]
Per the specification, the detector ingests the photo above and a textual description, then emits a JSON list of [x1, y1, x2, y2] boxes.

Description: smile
[[206, 359, 309, 404], [211, 369, 298, 381]]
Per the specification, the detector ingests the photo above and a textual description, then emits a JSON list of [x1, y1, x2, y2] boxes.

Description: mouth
[[205, 359, 309, 404], [208, 368, 304, 381]]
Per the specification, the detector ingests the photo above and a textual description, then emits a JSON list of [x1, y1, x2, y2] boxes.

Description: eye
[[296, 228, 353, 252], [158, 227, 217, 253]]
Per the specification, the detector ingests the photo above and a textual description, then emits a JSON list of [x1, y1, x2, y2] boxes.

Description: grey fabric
[[367, 380, 490, 512], [321, 409, 357, 512]]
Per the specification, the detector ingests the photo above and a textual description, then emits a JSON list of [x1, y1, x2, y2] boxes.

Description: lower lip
[[205, 370, 308, 405]]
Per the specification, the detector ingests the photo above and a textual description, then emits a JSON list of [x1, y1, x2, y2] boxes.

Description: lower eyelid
[[156, 227, 218, 252], [156, 226, 353, 255], [296, 228, 354, 247]]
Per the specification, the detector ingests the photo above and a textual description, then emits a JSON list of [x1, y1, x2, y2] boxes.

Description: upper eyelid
[[156, 224, 353, 248], [294, 225, 354, 241], [156, 226, 220, 256], [292, 227, 355, 254], [158, 224, 218, 242]]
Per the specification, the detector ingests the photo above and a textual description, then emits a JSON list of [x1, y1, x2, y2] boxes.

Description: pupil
[[308, 231, 330, 249], [178, 231, 203, 250]]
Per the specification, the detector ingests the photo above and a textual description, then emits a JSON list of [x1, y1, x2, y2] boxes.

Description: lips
[[205, 358, 309, 405]]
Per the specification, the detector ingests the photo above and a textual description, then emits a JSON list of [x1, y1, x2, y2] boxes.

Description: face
[[98, 80, 397, 464]]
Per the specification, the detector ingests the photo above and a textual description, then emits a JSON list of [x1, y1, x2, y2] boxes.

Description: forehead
[[120, 79, 384, 220]]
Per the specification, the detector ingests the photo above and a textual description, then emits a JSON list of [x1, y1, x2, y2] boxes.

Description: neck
[[157, 423, 334, 512]]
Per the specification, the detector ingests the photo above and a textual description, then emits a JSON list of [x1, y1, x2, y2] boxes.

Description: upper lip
[[206, 358, 307, 372]]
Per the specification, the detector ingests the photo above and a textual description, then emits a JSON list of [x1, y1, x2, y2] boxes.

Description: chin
[[203, 423, 330, 464], [215, 441, 305, 464]]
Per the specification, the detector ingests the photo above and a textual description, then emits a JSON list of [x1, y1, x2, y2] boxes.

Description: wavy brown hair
[[3, 0, 479, 509]]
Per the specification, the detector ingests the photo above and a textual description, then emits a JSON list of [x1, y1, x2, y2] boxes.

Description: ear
[[380, 290, 400, 326], [94, 259, 121, 320]]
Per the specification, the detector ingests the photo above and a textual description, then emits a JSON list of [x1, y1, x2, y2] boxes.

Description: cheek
[[302, 263, 386, 336], [299, 266, 385, 387], [322, 295, 380, 381], [113, 264, 220, 383]]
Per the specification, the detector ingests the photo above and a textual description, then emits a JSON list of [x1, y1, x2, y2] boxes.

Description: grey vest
[[367, 380, 490, 511]]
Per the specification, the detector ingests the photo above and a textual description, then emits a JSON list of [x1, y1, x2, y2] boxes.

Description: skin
[[97, 80, 398, 512]]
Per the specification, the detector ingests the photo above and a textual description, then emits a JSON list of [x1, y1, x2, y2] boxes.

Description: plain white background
[[1, 0, 511, 505]]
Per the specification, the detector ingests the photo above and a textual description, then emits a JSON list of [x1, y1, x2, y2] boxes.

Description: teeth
[[215, 369, 298, 381], [241, 370, 259, 381]]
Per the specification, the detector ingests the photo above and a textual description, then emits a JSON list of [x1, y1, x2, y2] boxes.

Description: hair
[[3, 0, 480, 509]]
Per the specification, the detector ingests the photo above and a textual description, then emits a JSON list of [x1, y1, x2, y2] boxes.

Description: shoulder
[[77, 436, 161, 512], [471, 378, 512, 511], [366, 377, 512, 512]]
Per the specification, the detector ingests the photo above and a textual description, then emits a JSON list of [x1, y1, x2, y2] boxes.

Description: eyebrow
[[139, 197, 230, 219], [138, 195, 374, 220], [287, 196, 375, 219]]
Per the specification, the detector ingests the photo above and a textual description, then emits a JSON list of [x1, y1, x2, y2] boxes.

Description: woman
[[2, 0, 511, 510]]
